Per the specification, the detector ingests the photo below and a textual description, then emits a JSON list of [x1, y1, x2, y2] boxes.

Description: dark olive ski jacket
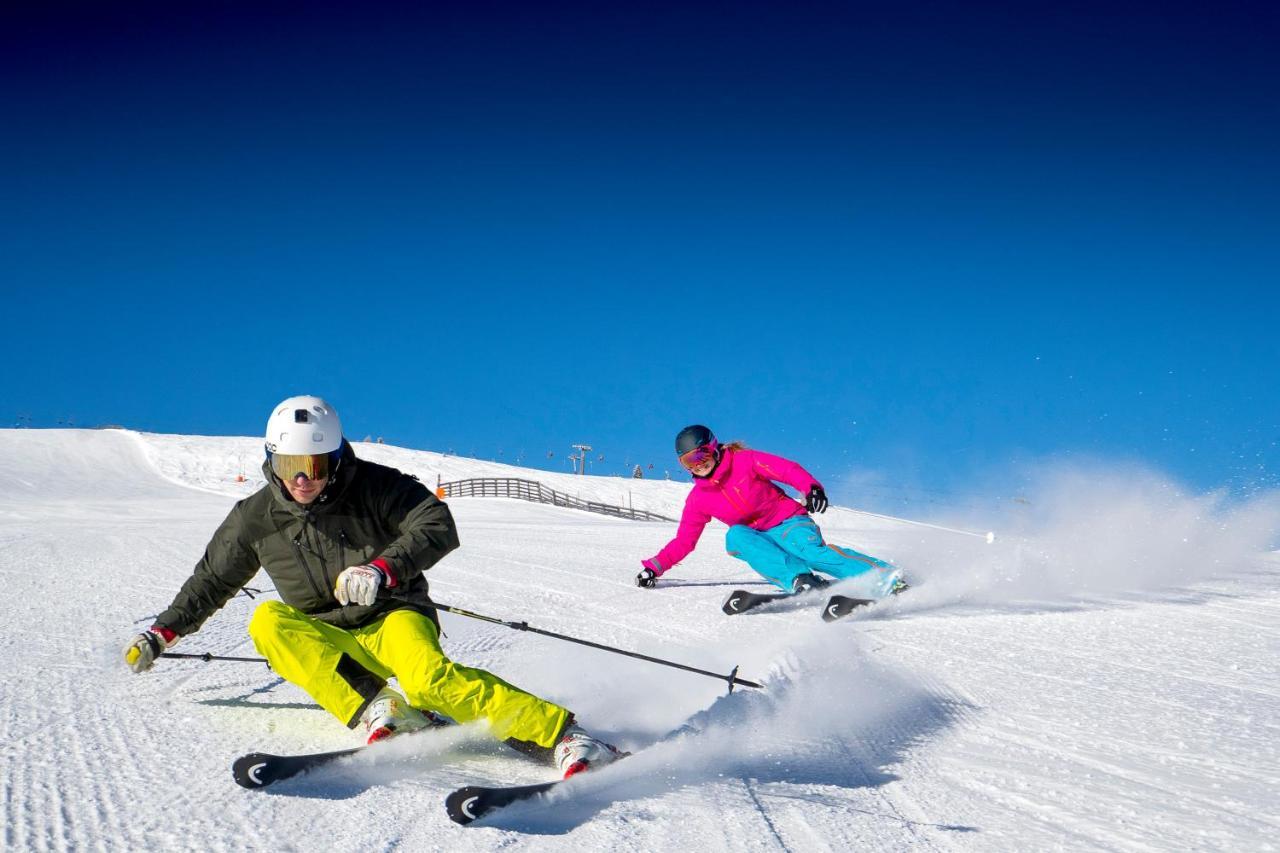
[[155, 442, 459, 636]]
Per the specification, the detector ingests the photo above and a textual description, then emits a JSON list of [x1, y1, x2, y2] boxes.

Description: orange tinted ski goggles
[[269, 450, 340, 481]]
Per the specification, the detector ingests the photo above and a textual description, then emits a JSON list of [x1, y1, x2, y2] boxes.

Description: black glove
[[636, 568, 658, 588], [805, 485, 828, 514]]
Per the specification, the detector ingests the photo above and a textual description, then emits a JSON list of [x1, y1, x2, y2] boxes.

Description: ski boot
[[872, 567, 909, 599], [360, 687, 446, 744], [554, 724, 625, 778], [791, 572, 831, 595]]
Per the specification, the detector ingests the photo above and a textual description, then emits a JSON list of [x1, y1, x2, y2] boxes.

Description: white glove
[[123, 628, 176, 674], [335, 564, 385, 606]]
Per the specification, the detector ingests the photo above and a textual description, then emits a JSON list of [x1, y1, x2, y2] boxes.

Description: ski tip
[[232, 753, 277, 789], [444, 780, 566, 825], [821, 595, 875, 623], [721, 590, 753, 615], [445, 785, 489, 825]]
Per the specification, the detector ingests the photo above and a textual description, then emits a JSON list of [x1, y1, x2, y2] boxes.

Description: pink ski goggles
[[678, 440, 719, 470]]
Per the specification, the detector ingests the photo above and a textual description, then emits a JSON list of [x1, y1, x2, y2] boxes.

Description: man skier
[[123, 395, 620, 778]]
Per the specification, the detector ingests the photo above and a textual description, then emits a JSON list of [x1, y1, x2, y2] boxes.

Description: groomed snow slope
[[1, 429, 1277, 852]]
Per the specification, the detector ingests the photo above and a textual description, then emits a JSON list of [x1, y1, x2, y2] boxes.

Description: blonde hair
[[722, 440, 747, 452]]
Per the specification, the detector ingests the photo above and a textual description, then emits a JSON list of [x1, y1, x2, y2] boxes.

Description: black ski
[[722, 578, 829, 615], [445, 779, 562, 825], [445, 747, 636, 825], [722, 589, 791, 615], [233, 746, 364, 789], [821, 594, 876, 622], [726, 583, 905, 620], [233, 711, 454, 790], [822, 578, 910, 622], [445, 723, 698, 825]]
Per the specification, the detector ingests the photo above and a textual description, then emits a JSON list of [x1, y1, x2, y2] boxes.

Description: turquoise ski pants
[[725, 515, 894, 592]]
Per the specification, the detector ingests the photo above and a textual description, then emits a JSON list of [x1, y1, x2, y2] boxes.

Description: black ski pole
[[434, 602, 763, 692], [160, 651, 269, 665]]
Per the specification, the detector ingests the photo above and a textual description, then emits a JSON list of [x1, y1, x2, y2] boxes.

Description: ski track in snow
[[1, 428, 1277, 852]]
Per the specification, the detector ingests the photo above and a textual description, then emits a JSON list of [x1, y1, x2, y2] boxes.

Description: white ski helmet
[[264, 395, 343, 455]]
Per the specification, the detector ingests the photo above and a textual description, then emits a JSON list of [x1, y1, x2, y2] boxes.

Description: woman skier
[[635, 425, 905, 597]]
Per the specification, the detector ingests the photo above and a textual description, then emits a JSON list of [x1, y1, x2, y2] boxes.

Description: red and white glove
[[335, 564, 387, 606], [123, 626, 178, 673]]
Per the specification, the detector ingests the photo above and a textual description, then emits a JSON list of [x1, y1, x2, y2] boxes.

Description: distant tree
[[632, 465, 644, 479]]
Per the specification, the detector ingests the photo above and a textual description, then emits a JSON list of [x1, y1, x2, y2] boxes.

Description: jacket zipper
[[309, 521, 333, 592], [291, 536, 328, 602], [291, 512, 333, 602]]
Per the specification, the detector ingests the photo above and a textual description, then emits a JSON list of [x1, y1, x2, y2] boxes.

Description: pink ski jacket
[[643, 447, 820, 575]]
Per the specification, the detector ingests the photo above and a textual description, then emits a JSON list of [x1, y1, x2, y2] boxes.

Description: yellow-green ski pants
[[247, 600, 570, 748]]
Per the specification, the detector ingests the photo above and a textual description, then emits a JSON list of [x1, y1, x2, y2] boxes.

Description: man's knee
[[380, 610, 450, 682], [381, 608, 442, 647]]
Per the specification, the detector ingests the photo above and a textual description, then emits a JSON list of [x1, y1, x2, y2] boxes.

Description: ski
[[721, 589, 791, 615], [726, 578, 907, 620], [232, 718, 451, 789], [722, 580, 828, 615], [445, 779, 562, 825], [822, 578, 911, 622], [233, 746, 364, 789], [445, 745, 636, 825], [821, 594, 876, 623], [445, 723, 698, 825]]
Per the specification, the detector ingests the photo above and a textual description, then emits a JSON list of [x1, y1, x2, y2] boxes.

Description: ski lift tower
[[570, 444, 593, 475]]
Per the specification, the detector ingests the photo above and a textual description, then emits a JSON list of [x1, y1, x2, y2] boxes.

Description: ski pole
[[154, 612, 765, 691], [435, 602, 763, 692], [160, 651, 269, 665], [846, 508, 996, 543]]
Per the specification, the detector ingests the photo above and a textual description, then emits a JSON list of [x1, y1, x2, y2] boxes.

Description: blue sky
[[3, 1, 1277, 509]]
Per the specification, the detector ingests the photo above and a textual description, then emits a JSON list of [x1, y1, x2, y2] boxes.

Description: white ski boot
[[360, 687, 441, 744], [554, 724, 625, 778]]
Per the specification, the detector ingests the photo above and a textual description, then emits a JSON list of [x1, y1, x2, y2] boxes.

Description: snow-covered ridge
[[128, 428, 697, 519], [126, 428, 914, 547]]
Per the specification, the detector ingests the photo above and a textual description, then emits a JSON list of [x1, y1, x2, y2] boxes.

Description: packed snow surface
[[2, 429, 1277, 851]]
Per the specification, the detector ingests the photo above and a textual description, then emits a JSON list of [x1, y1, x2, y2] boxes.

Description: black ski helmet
[[675, 424, 716, 456]]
